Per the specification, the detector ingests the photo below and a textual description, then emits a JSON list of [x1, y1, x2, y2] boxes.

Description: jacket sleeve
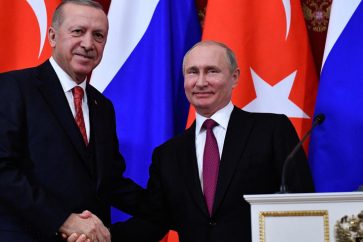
[[109, 141, 169, 241]]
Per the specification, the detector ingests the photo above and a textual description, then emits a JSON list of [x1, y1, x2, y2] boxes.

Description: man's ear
[[231, 68, 240, 88], [48, 27, 56, 47]]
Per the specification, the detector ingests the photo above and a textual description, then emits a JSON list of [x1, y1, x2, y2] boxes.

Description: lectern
[[244, 192, 363, 242]]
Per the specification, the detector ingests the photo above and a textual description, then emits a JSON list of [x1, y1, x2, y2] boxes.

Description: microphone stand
[[278, 114, 325, 194]]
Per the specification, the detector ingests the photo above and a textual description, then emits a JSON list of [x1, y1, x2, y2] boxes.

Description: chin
[[195, 104, 213, 113], [194, 100, 213, 108], [75, 66, 93, 74]]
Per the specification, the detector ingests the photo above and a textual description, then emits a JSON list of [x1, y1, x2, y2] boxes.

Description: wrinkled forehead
[[59, 3, 108, 28]]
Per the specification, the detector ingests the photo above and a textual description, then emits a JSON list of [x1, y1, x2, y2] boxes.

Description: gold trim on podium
[[259, 210, 329, 242]]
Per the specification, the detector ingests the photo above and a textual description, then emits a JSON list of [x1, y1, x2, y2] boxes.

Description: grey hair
[[51, 0, 104, 29], [182, 40, 238, 74]]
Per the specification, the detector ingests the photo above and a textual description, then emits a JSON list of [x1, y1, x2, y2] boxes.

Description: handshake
[[59, 210, 111, 242]]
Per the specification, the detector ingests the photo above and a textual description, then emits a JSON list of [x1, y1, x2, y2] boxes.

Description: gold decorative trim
[[259, 210, 329, 242]]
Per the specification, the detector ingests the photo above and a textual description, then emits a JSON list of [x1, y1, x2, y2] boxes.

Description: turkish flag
[[0, 1, 60, 72], [187, 0, 318, 148]]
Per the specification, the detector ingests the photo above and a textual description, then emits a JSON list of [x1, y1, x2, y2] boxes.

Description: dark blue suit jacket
[[112, 107, 315, 242], [0, 61, 143, 241]]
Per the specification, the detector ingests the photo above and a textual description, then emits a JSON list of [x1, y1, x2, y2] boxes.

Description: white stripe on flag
[[321, 0, 361, 69], [91, 0, 159, 92]]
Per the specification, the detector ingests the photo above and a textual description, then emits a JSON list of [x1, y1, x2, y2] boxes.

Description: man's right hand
[[59, 210, 111, 242], [66, 233, 90, 242]]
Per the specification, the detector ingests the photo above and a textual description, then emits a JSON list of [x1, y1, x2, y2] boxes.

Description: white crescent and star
[[242, 0, 310, 119]]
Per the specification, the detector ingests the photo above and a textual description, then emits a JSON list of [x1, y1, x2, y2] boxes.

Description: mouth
[[74, 53, 94, 60], [193, 91, 213, 98]]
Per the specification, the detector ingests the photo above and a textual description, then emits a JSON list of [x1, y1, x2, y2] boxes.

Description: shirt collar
[[196, 101, 234, 134], [50, 57, 87, 93]]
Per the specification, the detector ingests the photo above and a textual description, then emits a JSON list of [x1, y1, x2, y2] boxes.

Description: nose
[[80, 33, 94, 50], [195, 73, 207, 88]]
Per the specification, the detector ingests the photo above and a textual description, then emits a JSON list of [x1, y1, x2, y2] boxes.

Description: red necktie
[[202, 119, 220, 215], [72, 86, 88, 145]]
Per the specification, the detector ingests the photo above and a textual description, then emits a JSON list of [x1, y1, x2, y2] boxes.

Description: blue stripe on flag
[[103, 0, 201, 221], [309, 2, 363, 192]]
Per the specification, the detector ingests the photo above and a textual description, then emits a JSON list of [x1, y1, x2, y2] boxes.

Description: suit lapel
[[180, 123, 210, 216], [35, 61, 89, 165], [213, 107, 254, 214]]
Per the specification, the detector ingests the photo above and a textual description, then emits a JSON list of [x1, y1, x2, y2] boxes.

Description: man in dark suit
[[113, 40, 315, 242], [0, 1, 144, 241]]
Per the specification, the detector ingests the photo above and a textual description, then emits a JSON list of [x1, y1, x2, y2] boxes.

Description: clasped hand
[[59, 210, 111, 242]]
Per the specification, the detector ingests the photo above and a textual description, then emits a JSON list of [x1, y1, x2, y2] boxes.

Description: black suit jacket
[[114, 107, 315, 242], [0, 61, 143, 241]]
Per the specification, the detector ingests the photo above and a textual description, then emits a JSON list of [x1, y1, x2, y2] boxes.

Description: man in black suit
[[0, 1, 144, 241], [113, 40, 315, 242]]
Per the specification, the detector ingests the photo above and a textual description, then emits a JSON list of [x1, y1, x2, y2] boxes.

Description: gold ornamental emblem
[[302, 0, 331, 32], [335, 211, 363, 242]]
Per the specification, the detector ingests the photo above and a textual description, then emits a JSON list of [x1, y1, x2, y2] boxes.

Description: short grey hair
[[51, 0, 104, 29], [182, 40, 238, 74]]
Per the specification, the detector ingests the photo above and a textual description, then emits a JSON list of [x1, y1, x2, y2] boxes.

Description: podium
[[244, 192, 363, 242]]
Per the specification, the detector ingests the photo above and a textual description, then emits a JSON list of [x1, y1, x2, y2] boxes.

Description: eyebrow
[[186, 65, 220, 70]]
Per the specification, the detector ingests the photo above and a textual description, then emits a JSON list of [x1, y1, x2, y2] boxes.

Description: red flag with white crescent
[[0, 1, 60, 72], [187, 0, 318, 151]]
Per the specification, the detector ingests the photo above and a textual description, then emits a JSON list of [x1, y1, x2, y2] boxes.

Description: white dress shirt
[[195, 101, 234, 191], [49, 57, 90, 141]]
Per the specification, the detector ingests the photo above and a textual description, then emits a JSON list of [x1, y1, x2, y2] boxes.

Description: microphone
[[278, 113, 325, 193]]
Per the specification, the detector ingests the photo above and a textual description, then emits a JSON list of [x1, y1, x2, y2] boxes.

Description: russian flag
[[90, 0, 201, 221], [309, 0, 363, 192]]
